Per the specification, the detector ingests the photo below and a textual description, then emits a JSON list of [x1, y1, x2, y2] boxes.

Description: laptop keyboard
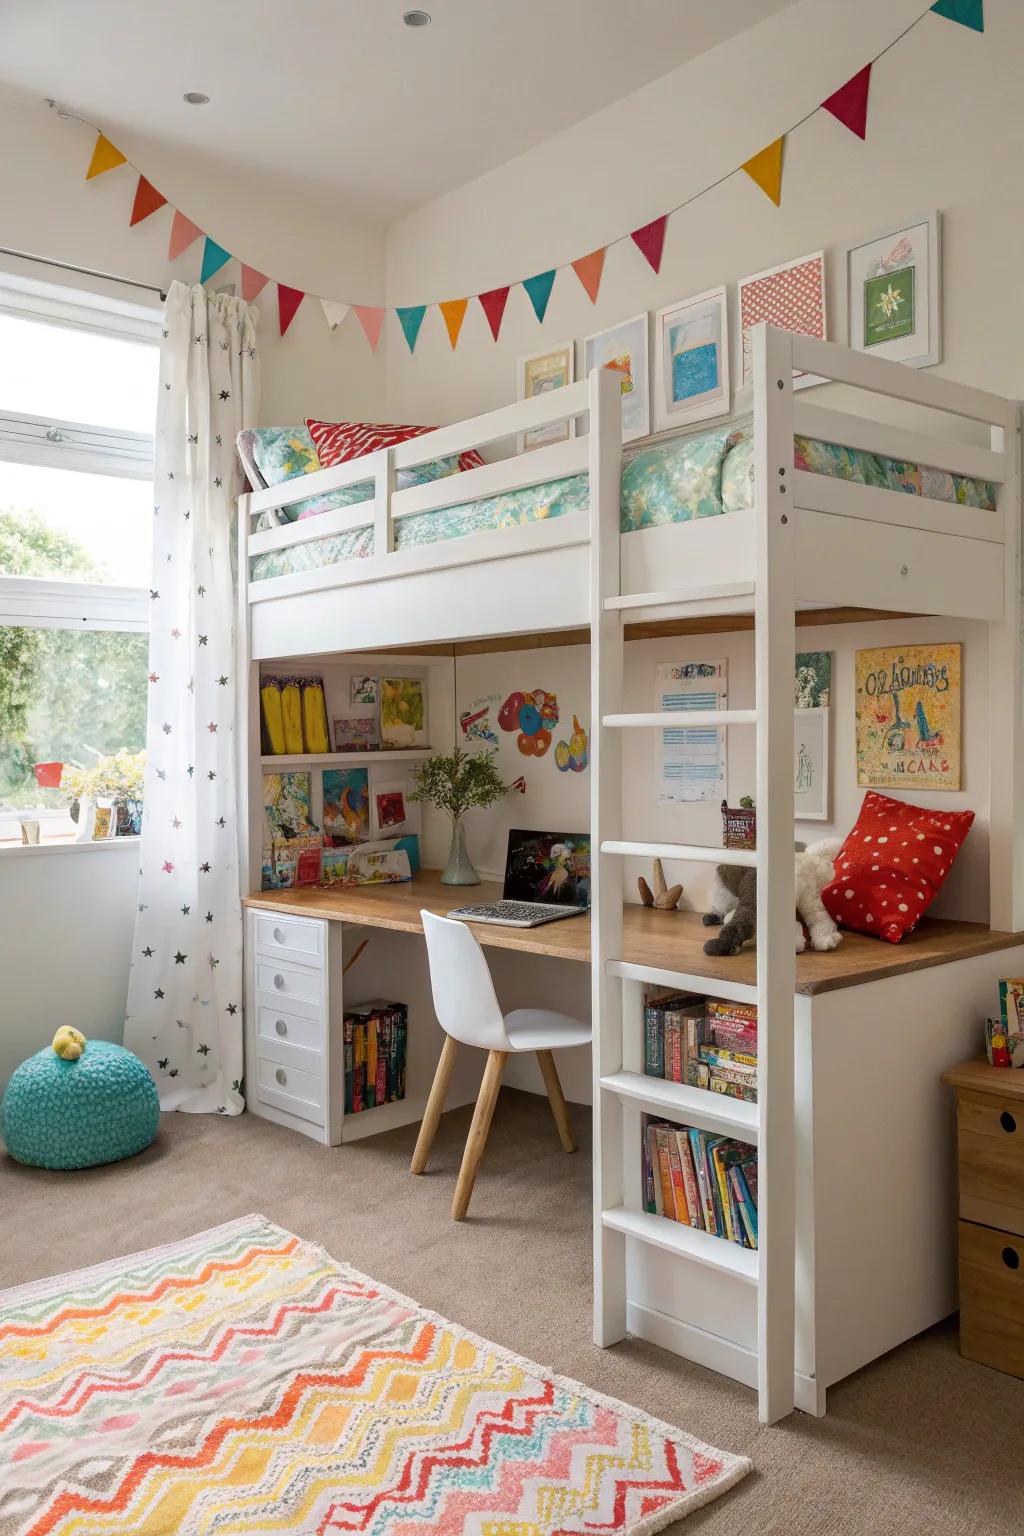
[[451, 900, 581, 922]]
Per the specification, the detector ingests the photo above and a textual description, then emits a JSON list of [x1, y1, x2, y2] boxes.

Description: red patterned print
[[822, 790, 974, 943], [739, 252, 825, 380], [306, 418, 483, 474]]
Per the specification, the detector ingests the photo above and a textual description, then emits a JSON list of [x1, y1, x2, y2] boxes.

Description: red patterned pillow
[[306, 418, 483, 474], [822, 791, 975, 944]]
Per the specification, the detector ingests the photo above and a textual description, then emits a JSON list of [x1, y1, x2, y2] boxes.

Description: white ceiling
[[3, 0, 797, 222]]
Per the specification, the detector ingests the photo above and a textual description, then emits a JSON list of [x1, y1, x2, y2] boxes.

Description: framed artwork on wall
[[794, 706, 829, 821], [583, 312, 650, 443], [653, 286, 730, 433], [738, 250, 826, 388], [844, 211, 941, 368], [516, 341, 575, 452], [854, 642, 961, 791]]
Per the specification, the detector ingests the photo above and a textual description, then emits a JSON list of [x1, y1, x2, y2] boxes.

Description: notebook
[[448, 828, 591, 928]]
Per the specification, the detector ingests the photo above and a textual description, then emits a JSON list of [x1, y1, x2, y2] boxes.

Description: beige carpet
[[2, 1091, 1020, 1535]]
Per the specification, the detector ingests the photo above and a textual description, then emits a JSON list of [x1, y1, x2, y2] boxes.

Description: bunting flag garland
[[85, 132, 126, 179], [241, 265, 270, 303], [199, 237, 232, 284], [630, 216, 668, 275], [129, 175, 167, 226], [278, 283, 305, 336], [353, 305, 386, 351], [478, 285, 511, 342], [931, 0, 983, 30], [523, 269, 556, 324], [396, 304, 427, 353], [571, 248, 606, 304], [439, 297, 469, 349], [167, 210, 203, 262], [76, 7, 981, 349], [741, 137, 784, 206], [822, 63, 872, 139]]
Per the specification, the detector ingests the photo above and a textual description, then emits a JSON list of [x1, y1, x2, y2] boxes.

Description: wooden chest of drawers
[[944, 1057, 1024, 1380]]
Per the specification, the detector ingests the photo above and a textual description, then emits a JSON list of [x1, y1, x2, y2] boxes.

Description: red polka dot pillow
[[822, 791, 975, 944]]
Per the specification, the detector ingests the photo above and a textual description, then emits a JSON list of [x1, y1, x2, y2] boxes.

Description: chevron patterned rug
[[0, 1214, 750, 1535]]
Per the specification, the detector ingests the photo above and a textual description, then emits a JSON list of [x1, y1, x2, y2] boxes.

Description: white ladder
[[587, 327, 797, 1424]]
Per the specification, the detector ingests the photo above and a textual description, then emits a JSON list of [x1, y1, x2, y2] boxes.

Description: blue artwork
[[671, 338, 719, 403]]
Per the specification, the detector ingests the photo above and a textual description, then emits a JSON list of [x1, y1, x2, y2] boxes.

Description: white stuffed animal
[[703, 838, 843, 956]]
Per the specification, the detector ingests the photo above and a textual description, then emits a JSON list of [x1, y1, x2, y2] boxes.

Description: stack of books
[[643, 992, 759, 1103], [641, 1113, 758, 1249], [343, 1000, 408, 1114]]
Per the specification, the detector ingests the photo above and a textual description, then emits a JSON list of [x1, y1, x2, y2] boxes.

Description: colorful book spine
[[706, 1000, 758, 1027], [710, 1141, 735, 1242], [376, 1016, 388, 1105], [676, 1131, 701, 1229], [687, 1128, 716, 1234], [644, 1004, 665, 1078], [343, 1018, 354, 1114], [666, 1131, 690, 1224], [709, 1074, 758, 1103], [642, 1118, 659, 1213], [699, 1044, 757, 1069], [654, 1126, 675, 1218], [352, 1022, 365, 1114], [733, 1165, 759, 1247]]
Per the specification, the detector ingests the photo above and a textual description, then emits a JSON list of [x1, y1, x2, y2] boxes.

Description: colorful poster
[[380, 676, 426, 748], [262, 771, 316, 844], [498, 687, 559, 758], [332, 717, 379, 752], [459, 694, 499, 746], [350, 674, 378, 706], [795, 651, 832, 708], [655, 660, 728, 804], [855, 644, 962, 790], [322, 767, 370, 845], [375, 783, 407, 830], [519, 342, 574, 450], [583, 313, 650, 442], [864, 265, 915, 347], [738, 251, 826, 384]]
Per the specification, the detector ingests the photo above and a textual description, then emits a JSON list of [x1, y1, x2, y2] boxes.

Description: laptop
[[448, 829, 591, 928]]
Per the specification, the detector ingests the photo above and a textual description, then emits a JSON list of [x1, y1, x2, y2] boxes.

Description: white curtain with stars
[[125, 282, 260, 1114]]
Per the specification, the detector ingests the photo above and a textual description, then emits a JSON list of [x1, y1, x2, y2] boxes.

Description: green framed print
[[845, 212, 940, 368]]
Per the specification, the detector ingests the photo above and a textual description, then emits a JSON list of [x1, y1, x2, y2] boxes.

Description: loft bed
[[236, 325, 1024, 1424]]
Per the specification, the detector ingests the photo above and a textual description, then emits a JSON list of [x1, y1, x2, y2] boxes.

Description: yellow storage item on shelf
[[260, 679, 286, 755], [302, 679, 330, 754], [281, 680, 305, 754]]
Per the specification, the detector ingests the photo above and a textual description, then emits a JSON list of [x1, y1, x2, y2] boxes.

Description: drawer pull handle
[[1002, 1246, 1020, 1271], [275, 1019, 288, 1037], [1000, 1110, 1017, 1134], [273, 973, 285, 990], [273, 926, 285, 944], [275, 1067, 287, 1086]]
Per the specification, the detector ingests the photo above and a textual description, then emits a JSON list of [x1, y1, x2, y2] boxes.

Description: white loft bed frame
[[237, 325, 1024, 1424]]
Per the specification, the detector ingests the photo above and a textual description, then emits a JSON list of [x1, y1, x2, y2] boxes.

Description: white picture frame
[[516, 340, 575, 452], [738, 250, 827, 390], [653, 286, 730, 433], [844, 211, 941, 369], [794, 706, 829, 821], [583, 312, 650, 443]]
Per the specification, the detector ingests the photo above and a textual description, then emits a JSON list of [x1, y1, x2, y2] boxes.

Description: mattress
[[248, 420, 996, 584]]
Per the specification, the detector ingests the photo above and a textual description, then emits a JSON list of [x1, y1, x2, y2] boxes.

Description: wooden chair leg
[[536, 1048, 577, 1153], [451, 1049, 507, 1221], [411, 1035, 459, 1175]]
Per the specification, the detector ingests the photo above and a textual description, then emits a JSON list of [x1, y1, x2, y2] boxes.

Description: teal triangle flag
[[523, 269, 556, 324], [930, 0, 983, 30], [200, 238, 232, 284], [396, 305, 427, 353]]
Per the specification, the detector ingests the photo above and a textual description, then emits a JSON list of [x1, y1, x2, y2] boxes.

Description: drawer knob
[[275, 1018, 288, 1037], [273, 926, 285, 943], [1002, 1246, 1020, 1271], [1000, 1111, 1017, 1134], [275, 1067, 287, 1086], [273, 973, 285, 990]]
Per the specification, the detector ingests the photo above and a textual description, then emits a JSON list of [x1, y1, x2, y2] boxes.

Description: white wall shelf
[[602, 1205, 759, 1283], [260, 750, 433, 769], [600, 1070, 758, 1142]]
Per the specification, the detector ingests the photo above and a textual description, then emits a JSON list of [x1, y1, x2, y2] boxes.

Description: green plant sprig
[[407, 747, 509, 822]]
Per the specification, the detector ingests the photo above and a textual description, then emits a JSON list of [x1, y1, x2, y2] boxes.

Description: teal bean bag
[[1, 1030, 160, 1170]]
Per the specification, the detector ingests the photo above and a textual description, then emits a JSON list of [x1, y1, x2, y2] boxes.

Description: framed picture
[[844, 211, 940, 368], [794, 707, 829, 821], [517, 341, 575, 452], [583, 313, 650, 442], [374, 782, 408, 832], [795, 651, 832, 709], [332, 717, 379, 753], [738, 250, 826, 387], [322, 767, 370, 846], [350, 674, 378, 707], [653, 286, 729, 433], [380, 676, 426, 749], [855, 643, 961, 791]]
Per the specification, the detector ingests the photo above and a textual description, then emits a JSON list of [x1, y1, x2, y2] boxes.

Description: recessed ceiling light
[[183, 91, 210, 105], [403, 10, 431, 26]]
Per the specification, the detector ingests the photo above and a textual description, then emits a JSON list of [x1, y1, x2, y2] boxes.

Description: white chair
[[412, 909, 591, 1221]]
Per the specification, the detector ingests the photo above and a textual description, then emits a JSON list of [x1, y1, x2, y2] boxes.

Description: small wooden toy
[[637, 858, 683, 911]]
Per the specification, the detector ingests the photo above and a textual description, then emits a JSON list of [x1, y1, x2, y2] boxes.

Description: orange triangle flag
[[168, 210, 203, 261], [439, 298, 469, 350], [86, 133, 127, 180], [741, 137, 784, 206], [571, 248, 606, 304], [129, 176, 167, 226]]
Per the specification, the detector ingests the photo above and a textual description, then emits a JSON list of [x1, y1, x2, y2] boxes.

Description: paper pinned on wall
[[655, 660, 728, 803]]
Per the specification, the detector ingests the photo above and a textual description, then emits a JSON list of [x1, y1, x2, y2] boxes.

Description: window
[[0, 273, 160, 847]]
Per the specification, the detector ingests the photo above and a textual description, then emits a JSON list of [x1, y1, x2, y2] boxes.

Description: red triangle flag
[[353, 305, 386, 351], [478, 285, 511, 342], [129, 176, 167, 227], [167, 210, 203, 261], [571, 248, 606, 304], [278, 284, 305, 336], [630, 215, 668, 274], [241, 266, 269, 302], [822, 63, 872, 139]]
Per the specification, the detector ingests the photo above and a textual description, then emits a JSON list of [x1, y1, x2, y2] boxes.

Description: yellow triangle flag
[[741, 137, 784, 206], [86, 133, 127, 180], [439, 298, 469, 350]]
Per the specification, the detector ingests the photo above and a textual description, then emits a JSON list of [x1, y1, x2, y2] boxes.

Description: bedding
[[246, 419, 997, 584]]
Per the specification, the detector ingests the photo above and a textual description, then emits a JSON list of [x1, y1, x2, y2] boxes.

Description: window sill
[[0, 836, 140, 861]]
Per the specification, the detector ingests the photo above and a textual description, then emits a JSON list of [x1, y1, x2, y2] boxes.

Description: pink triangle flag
[[241, 265, 269, 302], [353, 305, 386, 352], [167, 210, 203, 262], [822, 63, 872, 139], [630, 215, 668, 274]]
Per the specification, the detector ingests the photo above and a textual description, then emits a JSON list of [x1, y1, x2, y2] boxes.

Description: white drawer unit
[[253, 912, 325, 968], [256, 1054, 324, 1127], [256, 1001, 323, 1056], [255, 957, 323, 1009]]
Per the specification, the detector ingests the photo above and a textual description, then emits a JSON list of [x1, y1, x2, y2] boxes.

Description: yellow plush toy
[[52, 1027, 86, 1060]]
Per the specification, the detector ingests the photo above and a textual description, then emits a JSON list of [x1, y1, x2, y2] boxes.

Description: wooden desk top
[[244, 872, 1024, 997], [943, 1056, 1024, 1101]]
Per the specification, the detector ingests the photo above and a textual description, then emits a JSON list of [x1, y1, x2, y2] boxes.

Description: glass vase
[[441, 817, 480, 886]]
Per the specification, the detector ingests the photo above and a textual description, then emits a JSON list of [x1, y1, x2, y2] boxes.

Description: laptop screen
[[503, 830, 591, 908]]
